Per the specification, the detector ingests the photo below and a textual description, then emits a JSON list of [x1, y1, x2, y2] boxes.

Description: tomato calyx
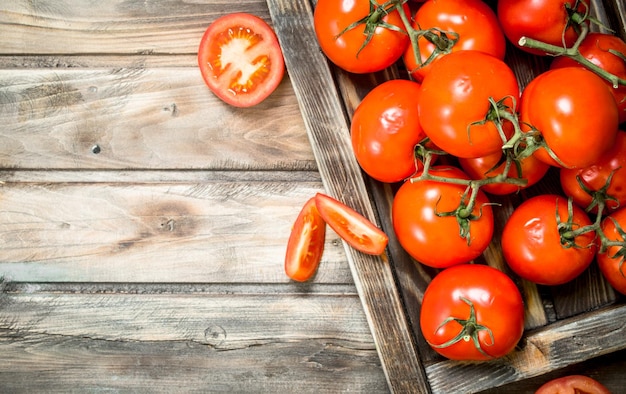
[[405, 27, 460, 71], [337, 0, 407, 58], [599, 217, 626, 277], [428, 297, 495, 359], [556, 197, 598, 249], [574, 169, 621, 214], [435, 188, 492, 245]]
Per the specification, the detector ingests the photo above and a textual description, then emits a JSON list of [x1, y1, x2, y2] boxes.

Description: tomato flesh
[[284, 197, 326, 282], [315, 193, 388, 255], [198, 13, 285, 107]]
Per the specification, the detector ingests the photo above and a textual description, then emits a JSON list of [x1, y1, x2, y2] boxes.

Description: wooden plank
[[0, 334, 388, 393], [424, 303, 626, 394], [0, 68, 314, 171], [0, 0, 271, 55], [0, 180, 353, 284], [0, 292, 375, 346], [0, 291, 387, 392], [265, 1, 428, 392]]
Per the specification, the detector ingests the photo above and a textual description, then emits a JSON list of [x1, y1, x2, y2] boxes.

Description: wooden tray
[[266, 1, 626, 392]]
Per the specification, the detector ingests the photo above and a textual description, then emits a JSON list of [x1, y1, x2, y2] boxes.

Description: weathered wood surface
[[0, 0, 625, 393]]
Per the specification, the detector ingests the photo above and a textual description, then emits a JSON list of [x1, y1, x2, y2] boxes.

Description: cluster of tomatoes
[[195, 0, 625, 371], [313, 0, 626, 363]]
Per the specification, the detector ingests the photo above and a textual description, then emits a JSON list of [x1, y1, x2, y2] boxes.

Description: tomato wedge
[[197, 13, 285, 107], [314, 193, 388, 255], [284, 197, 326, 282]]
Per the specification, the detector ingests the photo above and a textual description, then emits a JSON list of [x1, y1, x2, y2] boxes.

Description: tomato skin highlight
[[284, 197, 326, 282], [403, 0, 506, 82], [392, 166, 494, 268], [197, 13, 285, 108], [351, 79, 426, 183], [314, 193, 388, 255], [535, 375, 611, 394], [420, 264, 525, 361], [417, 50, 519, 159], [560, 130, 626, 214], [520, 67, 619, 169], [501, 194, 597, 286], [313, 0, 410, 74], [597, 207, 626, 296]]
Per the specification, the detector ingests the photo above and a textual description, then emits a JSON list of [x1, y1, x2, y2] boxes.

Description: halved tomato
[[197, 13, 285, 107], [284, 197, 326, 282], [315, 193, 388, 255]]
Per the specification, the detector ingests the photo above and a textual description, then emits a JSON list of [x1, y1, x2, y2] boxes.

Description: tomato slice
[[197, 13, 285, 107], [284, 197, 326, 282], [314, 193, 388, 255]]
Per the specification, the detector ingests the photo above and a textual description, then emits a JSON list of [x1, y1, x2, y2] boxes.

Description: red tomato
[[459, 151, 550, 195], [597, 207, 626, 296], [314, 193, 388, 255], [197, 13, 285, 108], [535, 375, 611, 394], [551, 32, 626, 124], [420, 264, 525, 360], [313, 0, 410, 74], [501, 194, 597, 286], [520, 67, 619, 169], [284, 197, 326, 282], [497, 0, 588, 55], [392, 166, 494, 268], [403, 0, 506, 82], [560, 131, 626, 214], [351, 79, 426, 183], [417, 50, 519, 159]]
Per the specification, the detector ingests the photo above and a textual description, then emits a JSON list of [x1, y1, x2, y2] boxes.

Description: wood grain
[[0, 179, 354, 284], [0, 1, 270, 55], [0, 69, 314, 171], [0, 291, 387, 393]]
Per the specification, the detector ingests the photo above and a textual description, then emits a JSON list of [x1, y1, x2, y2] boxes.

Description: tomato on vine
[[417, 50, 519, 159], [597, 207, 626, 296], [560, 131, 626, 214], [497, 0, 589, 56], [520, 67, 619, 169], [313, 0, 410, 74], [501, 194, 597, 286], [420, 264, 525, 361], [402, 0, 506, 82], [351, 79, 426, 183], [551, 32, 626, 124], [392, 166, 494, 268]]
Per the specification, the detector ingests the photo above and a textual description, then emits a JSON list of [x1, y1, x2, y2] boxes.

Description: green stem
[[519, 24, 626, 88]]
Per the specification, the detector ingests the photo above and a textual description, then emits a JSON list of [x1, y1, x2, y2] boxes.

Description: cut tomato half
[[197, 13, 285, 107], [284, 197, 326, 282], [314, 193, 388, 255]]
